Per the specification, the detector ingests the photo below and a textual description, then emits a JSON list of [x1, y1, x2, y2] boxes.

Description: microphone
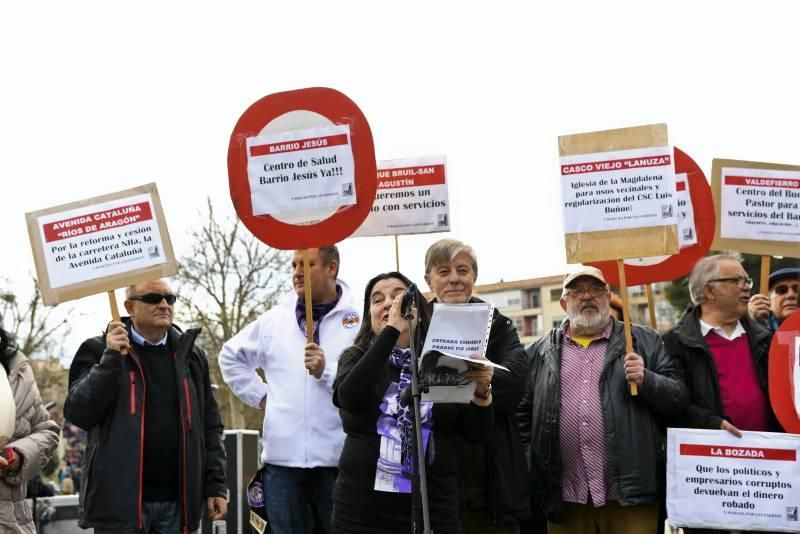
[[402, 284, 417, 318]]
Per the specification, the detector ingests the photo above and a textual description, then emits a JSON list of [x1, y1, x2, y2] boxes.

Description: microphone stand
[[404, 296, 433, 534]]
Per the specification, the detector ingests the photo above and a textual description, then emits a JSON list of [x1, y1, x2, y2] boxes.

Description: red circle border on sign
[[588, 147, 716, 286], [769, 311, 800, 433], [227, 87, 377, 250]]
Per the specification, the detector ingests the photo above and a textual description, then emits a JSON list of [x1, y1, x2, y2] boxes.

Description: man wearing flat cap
[[748, 267, 799, 333], [516, 266, 687, 534]]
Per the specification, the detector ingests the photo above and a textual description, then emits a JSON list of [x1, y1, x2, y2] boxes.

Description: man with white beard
[[517, 266, 687, 534]]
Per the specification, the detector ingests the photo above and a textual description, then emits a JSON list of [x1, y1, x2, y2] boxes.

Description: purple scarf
[[295, 285, 342, 344], [374, 344, 434, 494]]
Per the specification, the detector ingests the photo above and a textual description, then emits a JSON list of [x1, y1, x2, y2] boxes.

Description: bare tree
[[0, 277, 71, 358], [175, 198, 291, 430]]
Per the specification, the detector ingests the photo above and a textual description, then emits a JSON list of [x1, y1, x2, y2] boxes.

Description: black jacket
[[662, 306, 779, 431], [516, 319, 688, 523], [457, 299, 530, 524], [63, 320, 226, 532]]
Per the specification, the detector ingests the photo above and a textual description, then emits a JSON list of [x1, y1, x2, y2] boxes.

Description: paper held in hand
[[419, 302, 508, 403]]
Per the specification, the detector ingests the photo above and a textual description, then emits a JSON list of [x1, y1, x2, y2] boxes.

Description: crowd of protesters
[[1, 238, 797, 534]]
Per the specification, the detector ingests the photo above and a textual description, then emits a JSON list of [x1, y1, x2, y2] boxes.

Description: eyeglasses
[[564, 286, 608, 299], [128, 292, 177, 305], [773, 283, 800, 295], [708, 276, 753, 289]]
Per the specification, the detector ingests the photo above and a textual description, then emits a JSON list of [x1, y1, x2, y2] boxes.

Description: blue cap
[[769, 267, 800, 289]]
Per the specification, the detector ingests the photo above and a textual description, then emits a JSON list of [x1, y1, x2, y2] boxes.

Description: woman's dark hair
[[0, 326, 15, 374], [339, 272, 429, 368]]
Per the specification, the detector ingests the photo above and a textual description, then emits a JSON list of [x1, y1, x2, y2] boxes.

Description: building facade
[[474, 275, 678, 347]]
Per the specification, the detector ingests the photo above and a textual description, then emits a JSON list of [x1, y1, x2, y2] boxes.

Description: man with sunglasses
[[64, 278, 227, 533], [748, 267, 800, 333], [517, 266, 687, 534]]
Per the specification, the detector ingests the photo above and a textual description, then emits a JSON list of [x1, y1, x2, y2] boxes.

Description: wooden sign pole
[[107, 289, 127, 355], [760, 255, 770, 295], [394, 235, 400, 272], [646, 284, 657, 330], [616, 260, 638, 396], [303, 249, 314, 345]]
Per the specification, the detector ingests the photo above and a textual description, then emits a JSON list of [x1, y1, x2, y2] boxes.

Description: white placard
[[720, 167, 800, 242], [353, 156, 450, 237], [36, 193, 168, 289], [560, 146, 678, 233], [624, 172, 697, 267], [419, 303, 507, 403], [667, 428, 800, 532], [245, 124, 356, 216], [795, 336, 800, 419]]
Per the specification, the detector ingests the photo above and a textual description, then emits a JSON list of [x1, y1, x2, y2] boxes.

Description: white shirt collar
[[699, 319, 747, 341], [130, 326, 168, 346]]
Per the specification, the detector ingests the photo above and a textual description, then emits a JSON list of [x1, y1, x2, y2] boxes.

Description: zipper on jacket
[[184, 377, 193, 430], [130, 372, 136, 415], [128, 348, 147, 530], [174, 352, 190, 533], [178, 388, 190, 533]]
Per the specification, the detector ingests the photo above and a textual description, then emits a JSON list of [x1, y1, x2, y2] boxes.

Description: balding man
[[663, 254, 780, 436], [65, 278, 227, 533]]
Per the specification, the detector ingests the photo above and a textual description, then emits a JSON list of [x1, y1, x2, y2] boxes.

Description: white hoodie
[[219, 281, 360, 467]]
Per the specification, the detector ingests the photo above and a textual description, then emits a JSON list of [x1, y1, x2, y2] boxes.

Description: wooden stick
[[760, 255, 770, 295], [646, 284, 657, 330], [394, 235, 400, 272], [303, 249, 314, 344], [616, 259, 638, 396], [107, 289, 127, 355]]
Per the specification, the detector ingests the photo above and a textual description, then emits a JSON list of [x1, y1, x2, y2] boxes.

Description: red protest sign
[[769, 311, 800, 433], [588, 147, 715, 286], [227, 87, 377, 250]]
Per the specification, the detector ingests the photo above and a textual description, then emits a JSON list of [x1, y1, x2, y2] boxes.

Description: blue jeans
[[263, 464, 337, 534], [94, 501, 180, 533]]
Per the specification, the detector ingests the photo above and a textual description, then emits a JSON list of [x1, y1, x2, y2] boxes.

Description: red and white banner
[[668, 428, 800, 532], [720, 167, 800, 242], [559, 146, 678, 234], [245, 124, 356, 217], [353, 156, 449, 238], [34, 192, 168, 289]]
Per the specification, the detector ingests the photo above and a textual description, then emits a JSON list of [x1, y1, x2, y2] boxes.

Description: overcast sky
[[3, 1, 799, 363]]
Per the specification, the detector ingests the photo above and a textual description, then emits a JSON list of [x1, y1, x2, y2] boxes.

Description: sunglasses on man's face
[[129, 292, 178, 305], [773, 283, 800, 296]]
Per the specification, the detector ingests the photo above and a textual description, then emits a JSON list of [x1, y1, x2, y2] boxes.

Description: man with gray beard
[[517, 266, 687, 534]]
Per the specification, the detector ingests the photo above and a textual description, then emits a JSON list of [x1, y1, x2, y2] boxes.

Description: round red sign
[[769, 311, 800, 433], [227, 87, 377, 250], [588, 147, 715, 286]]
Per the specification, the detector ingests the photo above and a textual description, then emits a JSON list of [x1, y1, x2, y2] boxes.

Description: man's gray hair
[[124, 279, 170, 300], [688, 253, 744, 305], [424, 239, 478, 277]]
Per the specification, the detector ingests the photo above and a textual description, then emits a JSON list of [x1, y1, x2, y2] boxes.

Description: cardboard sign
[[245, 124, 356, 216], [353, 156, 449, 237], [667, 428, 800, 532], [26, 183, 177, 305], [588, 147, 716, 286], [558, 124, 679, 263], [227, 87, 377, 250], [769, 310, 800, 433], [712, 158, 800, 257]]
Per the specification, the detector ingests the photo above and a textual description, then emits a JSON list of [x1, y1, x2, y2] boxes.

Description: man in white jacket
[[219, 245, 359, 534]]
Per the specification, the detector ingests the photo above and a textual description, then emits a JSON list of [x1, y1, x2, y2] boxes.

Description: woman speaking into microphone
[[331, 272, 493, 534]]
